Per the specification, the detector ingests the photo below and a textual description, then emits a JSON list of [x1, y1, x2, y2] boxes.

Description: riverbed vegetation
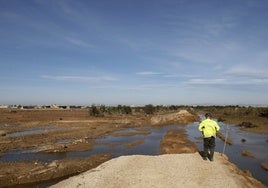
[[193, 105, 268, 133], [88, 105, 268, 133]]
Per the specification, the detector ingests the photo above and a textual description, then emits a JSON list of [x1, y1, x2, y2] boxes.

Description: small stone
[[0, 130, 6, 136], [244, 170, 252, 176], [241, 150, 255, 158], [48, 161, 58, 168], [260, 163, 268, 171]]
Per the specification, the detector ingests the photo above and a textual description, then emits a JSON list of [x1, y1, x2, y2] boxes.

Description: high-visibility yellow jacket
[[198, 118, 220, 138]]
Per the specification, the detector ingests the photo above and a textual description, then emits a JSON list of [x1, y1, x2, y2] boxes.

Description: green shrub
[[143, 104, 155, 114], [89, 105, 103, 117], [259, 108, 268, 118]]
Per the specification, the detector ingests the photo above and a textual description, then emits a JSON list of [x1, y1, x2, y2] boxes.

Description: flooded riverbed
[[1, 125, 182, 162], [1, 122, 267, 186]]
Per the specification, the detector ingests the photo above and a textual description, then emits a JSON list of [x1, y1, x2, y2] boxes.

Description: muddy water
[[1, 123, 267, 186], [1, 126, 182, 162]]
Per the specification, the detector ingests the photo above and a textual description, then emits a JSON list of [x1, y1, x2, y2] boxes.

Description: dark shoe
[[209, 157, 214, 161], [202, 156, 207, 160]]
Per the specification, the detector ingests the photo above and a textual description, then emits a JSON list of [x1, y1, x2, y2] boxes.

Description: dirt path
[[50, 153, 265, 188]]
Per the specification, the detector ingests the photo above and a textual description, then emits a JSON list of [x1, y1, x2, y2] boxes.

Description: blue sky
[[1, 0, 268, 106]]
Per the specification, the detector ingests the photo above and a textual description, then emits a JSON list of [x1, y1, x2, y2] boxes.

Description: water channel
[[1, 120, 267, 187]]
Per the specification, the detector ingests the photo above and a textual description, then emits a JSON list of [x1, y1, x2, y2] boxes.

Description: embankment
[[51, 153, 265, 188]]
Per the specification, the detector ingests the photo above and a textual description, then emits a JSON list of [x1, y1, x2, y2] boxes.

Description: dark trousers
[[203, 137, 215, 160]]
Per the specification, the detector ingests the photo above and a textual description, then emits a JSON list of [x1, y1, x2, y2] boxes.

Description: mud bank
[[0, 154, 111, 187], [160, 129, 198, 154]]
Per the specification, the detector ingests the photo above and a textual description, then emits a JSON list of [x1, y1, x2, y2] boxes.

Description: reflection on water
[[1, 148, 68, 162], [59, 125, 183, 159], [1, 123, 267, 186], [1, 125, 182, 162]]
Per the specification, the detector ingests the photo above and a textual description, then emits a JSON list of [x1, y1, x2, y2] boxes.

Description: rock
[[48, 161, 58, 168], [260, 163, 268, 171], [0, 130, 6, 136], [241, 150, 255, 158], [244, 170, 252, 176]]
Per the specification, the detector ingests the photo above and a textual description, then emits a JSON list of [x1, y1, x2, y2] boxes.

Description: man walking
[[198, 113, 220, 161]]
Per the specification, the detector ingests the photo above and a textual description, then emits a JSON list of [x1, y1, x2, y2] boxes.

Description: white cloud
[[185, 78, 229, 85], [139, 83, 177, 89], [64, 37, 95, 48], [204, 17, 236, 37], [136, 71, 163, 75], [41, 75, 117, 82], [225, 66, 268, 79], [174, 39, 233, 65], [185, 77, 268, 86], [163, 74, 197, 78]]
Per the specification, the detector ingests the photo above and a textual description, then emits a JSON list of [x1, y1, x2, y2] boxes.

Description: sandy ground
[[51, 152, 265, 188]]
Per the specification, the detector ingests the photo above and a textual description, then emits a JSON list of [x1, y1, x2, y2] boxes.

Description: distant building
[[50, 104, 60, 109]]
